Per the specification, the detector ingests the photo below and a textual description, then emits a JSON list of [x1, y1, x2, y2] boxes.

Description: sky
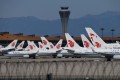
[[0, 0, 120, 20]]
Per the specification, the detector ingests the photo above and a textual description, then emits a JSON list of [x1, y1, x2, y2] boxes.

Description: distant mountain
[[0, 11, 120, 37], [0, 16, 61, 36]]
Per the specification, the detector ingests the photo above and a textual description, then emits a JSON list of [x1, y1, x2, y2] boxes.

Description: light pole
[[111, 29, 115, 42], [100, 28, 105, 38]]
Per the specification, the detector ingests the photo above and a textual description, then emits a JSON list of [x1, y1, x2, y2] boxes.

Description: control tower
[[59, 7, 70, 36]]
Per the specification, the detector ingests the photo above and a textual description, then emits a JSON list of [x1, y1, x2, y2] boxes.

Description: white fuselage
[[0, 47, 15, 52], [63, 47, 101, 57], [5, 50, 37, 57], [94, 48, 120, 55], [37, 49, 57, 56], [104, 43, 120, 49], [57, 49, 73, 57]]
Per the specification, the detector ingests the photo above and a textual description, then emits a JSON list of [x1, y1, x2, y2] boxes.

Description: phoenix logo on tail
[[84, 41, 89, 48], [20, 44, 23, 48], [81, 34, 94, 49], [68, 40, 74, 47], [49, 42, 54, 49], [56, 44, 61, 49], [95, 42, 101, 48], [11, 42, 15, 47], [43, 40, 47, 45], [39, 44, 43, 48], [29, 45, 33, 50]]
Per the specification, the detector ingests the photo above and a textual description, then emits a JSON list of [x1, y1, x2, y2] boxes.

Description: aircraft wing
[[56, 49, 63, 53], [90, 47, 114, 57], [63, 48, 75, 54]]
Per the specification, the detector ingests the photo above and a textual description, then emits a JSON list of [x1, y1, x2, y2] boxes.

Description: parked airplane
[[41, 37, 51, 49], [81, 34, 94, 49], [55, 42, 74, 58], [85, 27, 120, 61], [37, 39, 63, 57], [49, 42, 54, 49], [0, 40, 18, 55], [81, 34, 104, 57], [40, 39, 73, 58], [64, 33, 99, 57], [15, 41, 25, 51], [91, 46, 120, 61], [85, 27, 120, 49], [5, 41, 38, 59], [38, 42, 46, 50]]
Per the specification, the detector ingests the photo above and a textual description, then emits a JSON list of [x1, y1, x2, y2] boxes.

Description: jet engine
[[113, 55, 120, 59], [23, 55, 29, 58], [57, 53, 63, 58]]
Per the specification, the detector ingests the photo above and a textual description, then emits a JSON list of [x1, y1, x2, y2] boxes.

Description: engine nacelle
[[23, 55, 29, 58], [57, 53, 63, 58], [113, 55, 120, 59]]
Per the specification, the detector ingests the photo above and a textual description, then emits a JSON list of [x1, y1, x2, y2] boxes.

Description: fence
[[0, 59, 120, 80]]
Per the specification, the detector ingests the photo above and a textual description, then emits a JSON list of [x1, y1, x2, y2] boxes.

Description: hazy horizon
[[0, 0, 120, 37], [0, 0, 120, 20]]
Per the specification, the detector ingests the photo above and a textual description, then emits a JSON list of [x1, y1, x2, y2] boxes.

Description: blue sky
[[0, 0, 120, 20]]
